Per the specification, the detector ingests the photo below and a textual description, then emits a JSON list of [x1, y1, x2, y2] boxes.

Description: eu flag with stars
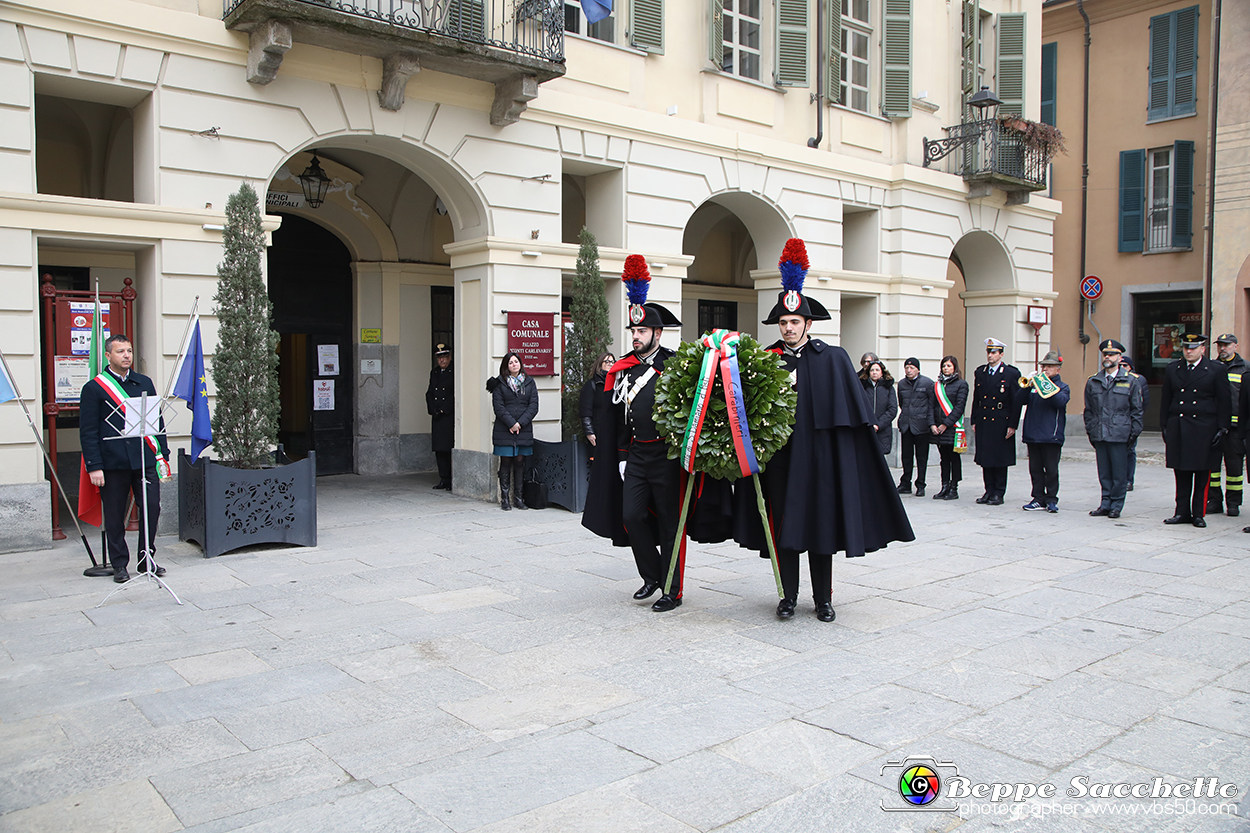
[[173, 320, 212, 462]]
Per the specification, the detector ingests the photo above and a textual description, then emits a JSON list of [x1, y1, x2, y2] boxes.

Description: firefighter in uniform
[[604, 255, 686, 612], [1208, 334, 1247, 516], [971, 337, 1023, 505], [1161, 332, 1232, 528]]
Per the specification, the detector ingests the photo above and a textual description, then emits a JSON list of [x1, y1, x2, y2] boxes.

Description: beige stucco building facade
[[0, 0, 1056, 549]]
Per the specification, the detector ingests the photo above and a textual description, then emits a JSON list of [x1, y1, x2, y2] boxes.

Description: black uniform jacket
[[734, 339, 914, 557], [1160, 357, 1231, 470], [425, 366, 454, 452], [79, 367, 169, 472], [971, 362, 1022, 467]]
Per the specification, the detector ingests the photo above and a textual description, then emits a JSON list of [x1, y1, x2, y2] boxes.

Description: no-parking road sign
[[1081, 276, 1102, 301]]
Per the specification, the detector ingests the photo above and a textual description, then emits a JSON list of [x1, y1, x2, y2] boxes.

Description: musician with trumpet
[[1018, 351, 1071, 512], [1084, 339, 1144, 519]]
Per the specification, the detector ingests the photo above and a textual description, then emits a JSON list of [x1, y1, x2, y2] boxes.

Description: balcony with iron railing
[[923, 117, 1056, 203], [224, 0, 565, 125]]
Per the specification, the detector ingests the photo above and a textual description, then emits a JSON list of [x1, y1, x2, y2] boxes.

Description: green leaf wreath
[[653, 333, 797, 481]]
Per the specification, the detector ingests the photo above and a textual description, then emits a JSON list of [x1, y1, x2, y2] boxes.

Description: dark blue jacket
[[1019, 374, 1070, 445], [79, 367, 170, 471]]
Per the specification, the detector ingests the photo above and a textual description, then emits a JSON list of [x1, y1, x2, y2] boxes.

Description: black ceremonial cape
[[734, 339, 914, 556]]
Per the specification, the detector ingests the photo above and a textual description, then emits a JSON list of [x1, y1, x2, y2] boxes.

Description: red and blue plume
[[778, 238, 809, 292], [622, 254, 651, 305]]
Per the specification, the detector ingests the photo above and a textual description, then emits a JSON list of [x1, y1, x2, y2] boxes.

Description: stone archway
[[950, 230, 1019, 371]]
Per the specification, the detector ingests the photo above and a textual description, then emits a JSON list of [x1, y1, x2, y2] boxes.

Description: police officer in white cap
[[970, 337, 1022, 505]]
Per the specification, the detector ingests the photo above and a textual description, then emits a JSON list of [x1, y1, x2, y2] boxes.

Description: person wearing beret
[[1160, 333, 1232, 528], [971, 338, 1023, 505], [425, 343, 454, 490], [1084, 341, 1142, 519]]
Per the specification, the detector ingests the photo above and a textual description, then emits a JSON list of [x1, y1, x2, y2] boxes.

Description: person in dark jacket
[[579, 352, 630, 545], [79, 334, 171, 583], [1120, 355, 1150, 491], [896, 357, 936, 496], [425, 343, 454, 490], [860, 361, 897, 457], [1160, 333, 1232, 528], [971, 337, 1023, 505], [1209, 334, 1248, 515], [1019, 351, 1071, 513], [491, 351, 539, 511], [1084, 340, 1143, 519], [930, 355, 969, 500], [857, 351, 880, 384]]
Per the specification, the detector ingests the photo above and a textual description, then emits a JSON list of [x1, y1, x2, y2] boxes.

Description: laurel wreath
[[653, 334, 797, 481]]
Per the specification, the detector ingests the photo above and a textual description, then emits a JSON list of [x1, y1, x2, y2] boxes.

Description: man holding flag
[[79, 335, 171, 583]]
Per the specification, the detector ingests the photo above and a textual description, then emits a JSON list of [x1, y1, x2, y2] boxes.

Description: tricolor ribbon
[[678, 329, 760, 477]]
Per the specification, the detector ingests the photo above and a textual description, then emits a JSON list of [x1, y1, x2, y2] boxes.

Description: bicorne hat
[[622, 255, 681, 328], [762, 239, 831, 324]]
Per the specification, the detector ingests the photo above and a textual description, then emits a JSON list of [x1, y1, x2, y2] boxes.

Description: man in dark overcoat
[[425, 343, 454, 490], [604, 255, 686, 612], [971, 337, 1022, 505], [1161, 332, 1232, 527], [735, 238, 914, 622]]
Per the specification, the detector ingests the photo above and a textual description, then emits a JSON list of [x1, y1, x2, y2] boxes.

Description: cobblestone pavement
[[1, 449, 1248, 832]]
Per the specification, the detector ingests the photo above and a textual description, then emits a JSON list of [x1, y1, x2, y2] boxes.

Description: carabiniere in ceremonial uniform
[[1160, 332, 1232, 528]]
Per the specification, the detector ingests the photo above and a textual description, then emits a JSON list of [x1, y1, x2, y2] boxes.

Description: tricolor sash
[[678, 330, 760, 477], [92, 372, 173, 479], [934, 379, 967, 453]]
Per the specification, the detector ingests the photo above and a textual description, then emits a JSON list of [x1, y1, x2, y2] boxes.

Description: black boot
[[511, 459, 528, 510], [499, 474, 511, 511], [942, 484, 959, 500], [933, 482, 949, 499]]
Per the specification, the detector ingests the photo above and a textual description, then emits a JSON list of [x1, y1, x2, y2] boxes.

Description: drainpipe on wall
[[1077, 0, 1092, 373], [1203, 0, 1222, 335], [807, 0, 824, 148]]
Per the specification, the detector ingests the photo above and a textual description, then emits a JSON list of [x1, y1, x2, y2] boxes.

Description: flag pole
[[163, 296, 200, 402], [0, 348, 99, 568]]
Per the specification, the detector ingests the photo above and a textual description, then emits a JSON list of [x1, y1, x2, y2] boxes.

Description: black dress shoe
[[1126, 483, 1134, 491], [1229, 507, 1240, 517], [138, 563, 167, 577], [914, 486, 925, 498], [652, 594, 682, 612], [815, 602, 835, 622], [1193, 518, 1207, 528], [986, 495, 1003, 506], [1164, 515, 1193, 525], [975, 494, 990, 504], [1108, 509, 1121, 519], [113, 568, 130, 584], [776, 598, 796, 618], [633, 581, 660, 600], [1089, 507, 1110, 516], [897, 484, 911, 494]]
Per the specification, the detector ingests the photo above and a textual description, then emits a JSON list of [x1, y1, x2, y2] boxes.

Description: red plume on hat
[[778, 238, 810, 291], [621, 254, 651, 305]]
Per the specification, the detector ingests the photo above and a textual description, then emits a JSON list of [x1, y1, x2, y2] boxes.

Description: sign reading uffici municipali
[[507, 312, 556, 376]]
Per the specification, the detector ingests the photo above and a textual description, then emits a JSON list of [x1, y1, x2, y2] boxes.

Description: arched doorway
[[268, 213, 355, 475], [947, 230, 1018, 372], [681, 202, 759, 340]]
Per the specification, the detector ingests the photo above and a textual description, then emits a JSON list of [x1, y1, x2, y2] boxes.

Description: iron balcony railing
[[224, 0, 564, 63], [923, 118, 1049, 192]]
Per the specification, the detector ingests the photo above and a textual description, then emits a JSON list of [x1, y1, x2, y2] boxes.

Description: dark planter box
[[178, 448, 317, 558], [530, 439, 590, 512]]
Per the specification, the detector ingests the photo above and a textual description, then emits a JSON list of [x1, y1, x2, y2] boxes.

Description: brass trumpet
[[1019, 371, 1061, 399]]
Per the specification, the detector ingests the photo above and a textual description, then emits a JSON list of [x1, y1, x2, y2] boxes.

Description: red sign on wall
[[507, 311, 556, 376]]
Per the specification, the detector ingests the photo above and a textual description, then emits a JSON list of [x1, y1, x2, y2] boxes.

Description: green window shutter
[[881, 0, 912, 117], [1172, 139, 1195, 249], [448, 0, 485, 41], [826, 5, 841, 105], [1040, 42, 1056, 126], [961, 0, 980, 119], [1119, 149, 1145, 253], [708, 0, 722, 66], [775, 0, 808, 86], [1173, 6, 1199, 117], [1147, 11, 1172, 121], [631, 0, 665, 53], [996, 13, 1025, 117]]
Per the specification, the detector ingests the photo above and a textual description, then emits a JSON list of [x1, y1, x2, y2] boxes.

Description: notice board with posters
[[507, 312, 557, 376]]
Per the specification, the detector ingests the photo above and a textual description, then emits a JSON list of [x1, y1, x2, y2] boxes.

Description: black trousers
[[622, 441, 683, 597], [900, 431, 930, 488], [1127, 435, 1139, 486], [937, 444, 962, 484], [435, 450, 452, 483], [1027, 443, 1062, 504], [100, 467, 160, 571], [1174, 470, 1211, 520], [981, 466, 1008, 498], [778, 549, 832, 604], [1208, 433, 1245, 509], [1091, 441, 1128, 511]]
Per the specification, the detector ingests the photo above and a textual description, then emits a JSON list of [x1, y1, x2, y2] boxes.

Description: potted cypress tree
[[532, 227, 613, 511], [178, 183, 317, 557]]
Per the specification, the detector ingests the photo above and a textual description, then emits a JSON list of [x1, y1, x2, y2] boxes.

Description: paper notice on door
[[314, 379, 335, 411], [317, 344, 340, 376]]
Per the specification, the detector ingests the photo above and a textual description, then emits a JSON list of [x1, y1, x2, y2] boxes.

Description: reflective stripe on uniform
[[1228, 474, 1244, 493], [1210, 472, 1222, 487]]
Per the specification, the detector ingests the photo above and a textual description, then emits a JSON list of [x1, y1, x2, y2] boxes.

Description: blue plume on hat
[[621, 254, 651, 305], [778, 238, 809, 292]]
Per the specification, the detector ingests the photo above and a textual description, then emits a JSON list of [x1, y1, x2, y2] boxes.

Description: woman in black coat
[[930, 355, 970, 500], [491, 351, 539, 510], [860, 360, 897, 456]]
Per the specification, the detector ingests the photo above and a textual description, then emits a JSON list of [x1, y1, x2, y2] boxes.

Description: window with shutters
[[722, 0, 763, 80], [1120, 142, 1195, 253], [1040, 42, 1056, 126], [1147, 6, 1199, 122], [564, 0, 614, 43], [1146, 147, 1173, 252], [837, 0, 871, 112]]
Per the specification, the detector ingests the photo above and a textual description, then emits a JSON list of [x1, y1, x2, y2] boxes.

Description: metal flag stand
[[95, 390, 182, 607]]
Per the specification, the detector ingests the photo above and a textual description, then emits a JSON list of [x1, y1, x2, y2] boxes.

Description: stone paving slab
[[2, 458, 1249, 831]]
